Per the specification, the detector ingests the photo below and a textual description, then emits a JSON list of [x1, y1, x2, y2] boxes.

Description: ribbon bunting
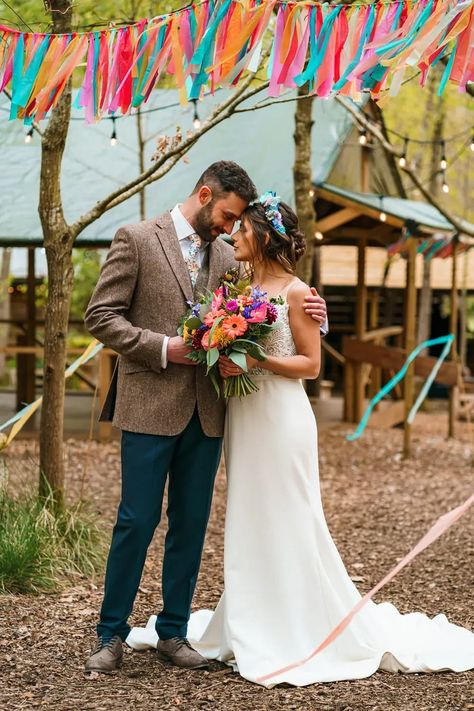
[[0, 0, 472, 122]]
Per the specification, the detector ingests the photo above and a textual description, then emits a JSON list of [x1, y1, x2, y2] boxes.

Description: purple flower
[[266, 303, 278, 324], [242, 306, 253, 319], [225, 299, 239, 313], [251, 286, 267, 301]]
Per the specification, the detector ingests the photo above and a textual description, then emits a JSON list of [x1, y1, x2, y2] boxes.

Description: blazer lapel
[[155, 211, 193, 302]]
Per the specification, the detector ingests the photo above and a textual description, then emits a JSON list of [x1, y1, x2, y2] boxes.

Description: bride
[[128, 192, 474, 686]]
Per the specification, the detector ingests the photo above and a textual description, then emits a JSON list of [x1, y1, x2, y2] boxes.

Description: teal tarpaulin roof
[[316, 183, 474, 237], [0, 90, 360, 247]]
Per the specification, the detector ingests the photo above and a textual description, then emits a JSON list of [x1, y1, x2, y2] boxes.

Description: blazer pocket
[[122, 359, 152, 374]]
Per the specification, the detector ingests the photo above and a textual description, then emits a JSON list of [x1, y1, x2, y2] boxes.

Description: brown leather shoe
[[84, 636, 123, 675], [156, 637, 209, 669]]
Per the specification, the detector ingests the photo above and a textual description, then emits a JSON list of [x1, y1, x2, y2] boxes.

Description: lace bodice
[[250, 302, 297, 376]]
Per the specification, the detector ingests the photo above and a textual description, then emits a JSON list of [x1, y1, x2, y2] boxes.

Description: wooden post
[[98, 349, 113, 443], [354, 238, 367, 422], [403, 237, 417, 458], [368, 291, 382, 405], [17, 249, 37, 417], [343, 361, 355, 422], [448, 240, 459, 438]]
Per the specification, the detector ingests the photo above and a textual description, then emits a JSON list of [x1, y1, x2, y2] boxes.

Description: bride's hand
[[218, 354, 258, 378]]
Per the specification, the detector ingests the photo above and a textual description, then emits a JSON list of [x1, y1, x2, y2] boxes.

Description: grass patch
[[0, 486, 106, 594]]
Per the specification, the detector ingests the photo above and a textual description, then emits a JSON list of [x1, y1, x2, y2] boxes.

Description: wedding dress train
[[127, 302, 474, 687]]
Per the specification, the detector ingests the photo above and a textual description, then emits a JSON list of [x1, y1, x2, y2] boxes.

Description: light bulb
[[24, 127, 34, 144], [470, 136, 474, 152], [380, 211, 387, 222], [399, 155, 406, 168], [440, 157, 447, 170], [314, 231, 323, 241], [358, 130, 367, 146], [192, 99, 201, 131], [110, 116, 117, 146], [308, 188, 315, 198], [442, 182, 449, 194]]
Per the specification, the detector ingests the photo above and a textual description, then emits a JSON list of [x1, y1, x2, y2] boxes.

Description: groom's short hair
[[193, 161, 257, 203]]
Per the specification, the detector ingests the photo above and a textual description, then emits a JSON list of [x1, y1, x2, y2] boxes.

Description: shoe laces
[[94, 635, 120, 653], [173, 637, 193, 651]]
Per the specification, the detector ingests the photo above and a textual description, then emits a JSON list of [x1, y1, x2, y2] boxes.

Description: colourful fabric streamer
[[347, 334, 455, 441], [0, 0, 472, 122], [0, 340, 103, 449], [256, 487, 474, 684]]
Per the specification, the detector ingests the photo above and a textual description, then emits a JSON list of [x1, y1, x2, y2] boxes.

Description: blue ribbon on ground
[[347, 334, 455, 441]]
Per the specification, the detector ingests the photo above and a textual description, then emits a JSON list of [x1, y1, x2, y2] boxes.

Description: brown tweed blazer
[[84, 211, 239, 437]]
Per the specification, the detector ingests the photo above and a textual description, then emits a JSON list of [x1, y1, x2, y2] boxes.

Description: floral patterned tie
[[185, 233, 202, 287]]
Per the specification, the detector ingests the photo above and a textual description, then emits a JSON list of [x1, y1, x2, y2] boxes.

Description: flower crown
[[251, 190, 286, 235]]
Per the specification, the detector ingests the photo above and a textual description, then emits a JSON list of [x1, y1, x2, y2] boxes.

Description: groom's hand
[[303, 287, 327, 324], [167, 336, 197, 365]]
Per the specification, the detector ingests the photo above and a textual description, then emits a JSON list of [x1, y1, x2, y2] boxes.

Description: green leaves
[[229, 350, 248, 372]]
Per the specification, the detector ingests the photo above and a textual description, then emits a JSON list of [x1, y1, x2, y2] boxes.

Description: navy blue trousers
[[97, 410, 222, 641]]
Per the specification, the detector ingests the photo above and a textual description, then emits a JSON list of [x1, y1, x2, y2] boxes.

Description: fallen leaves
[[1, 413, 473, 710]]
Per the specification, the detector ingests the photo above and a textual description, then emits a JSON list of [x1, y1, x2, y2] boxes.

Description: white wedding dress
[[127, 301, 474, 687]]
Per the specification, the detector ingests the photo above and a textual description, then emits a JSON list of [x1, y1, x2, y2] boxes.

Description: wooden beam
[[316, 187, 406, 231], [341, 338, 458, 387], [370, 400, 405, 429], [329, 225, 398, 241], [316, 208, 360, 233]]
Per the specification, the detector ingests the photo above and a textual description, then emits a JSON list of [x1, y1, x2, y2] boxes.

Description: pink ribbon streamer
[[257, 490, 474, 684]]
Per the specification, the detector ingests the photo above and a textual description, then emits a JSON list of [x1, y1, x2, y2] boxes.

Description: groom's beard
[[192, 203, 221, 243]]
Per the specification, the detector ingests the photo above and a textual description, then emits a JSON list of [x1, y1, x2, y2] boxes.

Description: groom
[[84, 161, 327, 674]]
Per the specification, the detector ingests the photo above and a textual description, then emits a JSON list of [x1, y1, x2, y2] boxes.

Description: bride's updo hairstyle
[[242, 198, 306, 274]]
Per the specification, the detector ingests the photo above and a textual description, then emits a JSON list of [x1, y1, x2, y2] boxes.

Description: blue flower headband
[[251, 190, 286, 235]]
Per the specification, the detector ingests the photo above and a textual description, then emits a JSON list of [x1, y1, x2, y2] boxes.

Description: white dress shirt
[[161, 205, 208, 368]]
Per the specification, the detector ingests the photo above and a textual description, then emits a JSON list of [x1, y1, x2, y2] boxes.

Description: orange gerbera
[[222, 314, 248, 338]]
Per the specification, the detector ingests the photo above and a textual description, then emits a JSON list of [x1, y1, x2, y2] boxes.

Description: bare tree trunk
[[136, 108, 146, 220], [293, 85, 320, 396], [417, 77, 445, 351], [0, 248, 11, 380], [293, 85, 316, 285], [38, 0, 73, 507]]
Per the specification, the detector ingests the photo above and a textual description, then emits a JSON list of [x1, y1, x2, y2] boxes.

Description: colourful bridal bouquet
[[178, 270, 282, 398]]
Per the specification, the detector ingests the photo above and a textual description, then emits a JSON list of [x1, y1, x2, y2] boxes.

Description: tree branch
[[70, 74, 270, 238], [335, 95, 474, 238]]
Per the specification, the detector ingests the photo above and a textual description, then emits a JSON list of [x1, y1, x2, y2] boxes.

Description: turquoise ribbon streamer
[[0, 342, 104, 433], [347, 334, 454, 441], [295, 4, 343, 88], [438, 37, 457, 95], [12, 34, 50, 110], [333, 3, 376, 91], [9, 33, 24, 119], [407, 335, 454, 424], [189, 0, 233, 99]]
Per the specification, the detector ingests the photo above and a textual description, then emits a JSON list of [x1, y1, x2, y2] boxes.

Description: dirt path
[[1, 413, 473, 710]]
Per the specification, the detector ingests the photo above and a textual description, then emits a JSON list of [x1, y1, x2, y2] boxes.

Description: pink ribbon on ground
[[256, 490, 474, 685]]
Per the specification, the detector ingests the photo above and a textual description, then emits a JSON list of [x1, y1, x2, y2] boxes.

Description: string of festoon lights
[[16, 92, 204, 146], [310, 122, 473, 242]]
